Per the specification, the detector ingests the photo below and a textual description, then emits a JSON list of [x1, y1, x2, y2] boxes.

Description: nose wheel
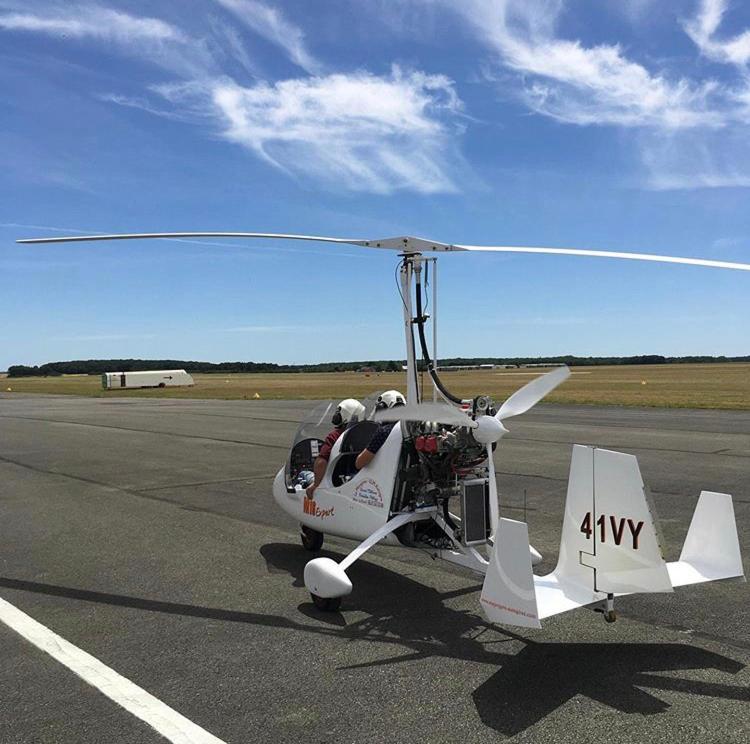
[[311, 594, 341, 612], [301, 525, 324, 552]]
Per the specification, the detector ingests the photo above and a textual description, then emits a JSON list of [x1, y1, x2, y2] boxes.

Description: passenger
[[355, 390, 406, 470], [306, 398, 365, 500]]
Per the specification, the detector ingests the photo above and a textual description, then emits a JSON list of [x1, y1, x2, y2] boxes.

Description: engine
[[393, 396, 496, 548]]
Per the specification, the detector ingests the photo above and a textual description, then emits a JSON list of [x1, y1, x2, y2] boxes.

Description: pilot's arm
[[355, 448, 375, 470], [306, 456, 328, 499], [355, 423, 393, 471], [306, 428, 341, 498]]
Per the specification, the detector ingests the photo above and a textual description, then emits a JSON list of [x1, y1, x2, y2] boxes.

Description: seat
[[338, 420, 379, 453], [331, 421, 379, 485]]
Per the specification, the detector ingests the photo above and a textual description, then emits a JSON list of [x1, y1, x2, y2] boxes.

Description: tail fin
[[552, 445, 673, 596], [481, 446, 745, 628], [577, 446, 673, 595], [482, 445, 674, 627], [668, 491, 745, 587]]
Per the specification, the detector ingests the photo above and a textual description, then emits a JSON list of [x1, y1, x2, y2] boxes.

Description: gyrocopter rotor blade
[[16, 232, 750, 271], [453, 244, 750, 272], [16, 232, 372, 247]]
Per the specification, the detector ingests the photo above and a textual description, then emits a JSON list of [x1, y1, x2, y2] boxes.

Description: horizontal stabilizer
[[667, 491, 745, 587]]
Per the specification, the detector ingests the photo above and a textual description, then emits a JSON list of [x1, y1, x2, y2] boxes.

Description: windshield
[[362, 391, 394, 420], [284, 401, 337, 490], [293, 401, 338, 443]]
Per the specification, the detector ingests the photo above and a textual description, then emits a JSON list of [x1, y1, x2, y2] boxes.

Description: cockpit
[[284, 397, 385, 492]]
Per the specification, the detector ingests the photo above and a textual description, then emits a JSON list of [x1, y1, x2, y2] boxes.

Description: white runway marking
[[0, 596, 227, 744]]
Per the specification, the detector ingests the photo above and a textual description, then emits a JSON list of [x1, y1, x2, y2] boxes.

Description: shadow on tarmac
[[2, 542, 748, 736]]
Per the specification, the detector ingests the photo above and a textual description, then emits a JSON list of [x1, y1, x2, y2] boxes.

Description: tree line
[[7, 355, 749, 377]]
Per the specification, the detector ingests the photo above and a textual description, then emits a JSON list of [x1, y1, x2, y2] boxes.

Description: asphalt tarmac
[[1, 393, 748, 744]]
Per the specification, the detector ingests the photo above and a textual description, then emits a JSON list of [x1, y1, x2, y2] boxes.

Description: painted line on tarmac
[[0, 596, 227, 744]]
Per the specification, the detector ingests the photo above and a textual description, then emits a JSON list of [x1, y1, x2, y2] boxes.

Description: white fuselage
[[273, 423, 404, 544]]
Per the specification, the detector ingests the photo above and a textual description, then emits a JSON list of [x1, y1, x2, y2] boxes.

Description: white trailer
[[101, 369, 194, 390]]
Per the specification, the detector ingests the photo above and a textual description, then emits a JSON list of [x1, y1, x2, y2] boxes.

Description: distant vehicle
[[101, 369, 194, 390]]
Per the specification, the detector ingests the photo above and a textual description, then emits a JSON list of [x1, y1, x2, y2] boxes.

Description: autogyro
[[19, 231, 747, 627]]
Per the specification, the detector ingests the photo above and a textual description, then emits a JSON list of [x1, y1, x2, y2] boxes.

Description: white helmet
[[375, 390, 406, 410], [331, 398, 365, 427]]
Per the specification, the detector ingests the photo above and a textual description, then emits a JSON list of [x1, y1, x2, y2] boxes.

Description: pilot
[[306, 398, 365, 499], [355, 389, 406, 470]]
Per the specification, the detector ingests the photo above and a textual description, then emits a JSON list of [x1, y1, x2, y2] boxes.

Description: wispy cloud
[[684, 0, 750, 67], [0, 3, 217, 78], [158, 67, 464, 194], [430, 0, 750, 189], [56, 333, 157, 342], [0, 2, 464, 194], [0, 6, 181, 42], [639, 127, 750, 190], [221, 322, 389, 333], [442, 0, 721, 128], [220, 324, 308, 333], [215, 0, 321, 74]]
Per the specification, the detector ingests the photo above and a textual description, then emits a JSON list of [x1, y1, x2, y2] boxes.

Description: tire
[[311, 593, 341, 612], [300, 526, 324, 552]]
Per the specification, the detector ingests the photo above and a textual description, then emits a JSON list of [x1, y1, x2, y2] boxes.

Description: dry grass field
[[2, 363, 749, 409]]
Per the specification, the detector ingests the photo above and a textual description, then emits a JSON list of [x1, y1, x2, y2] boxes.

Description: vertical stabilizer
[[668, 491, 745, 587], [580, 448, 673, 595]]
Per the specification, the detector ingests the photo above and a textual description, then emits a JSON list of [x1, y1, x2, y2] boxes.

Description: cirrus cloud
[[0, 1, 467, 194], [157, 67, 464, 194]]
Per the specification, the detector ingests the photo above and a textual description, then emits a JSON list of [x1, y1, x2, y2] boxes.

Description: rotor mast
[[400, 254, 421, 404], [399, 248, 455, 406]]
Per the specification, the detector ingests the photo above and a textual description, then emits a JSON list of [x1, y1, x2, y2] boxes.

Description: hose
[[414, 277, 463, 405]]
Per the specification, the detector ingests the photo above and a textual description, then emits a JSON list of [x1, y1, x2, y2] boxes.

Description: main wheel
[[604, 610, 617, 624], [311, 593, 341, 612], [300, 526, 324, 552]]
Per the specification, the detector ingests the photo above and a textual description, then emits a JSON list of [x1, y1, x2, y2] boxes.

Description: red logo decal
[[303, 498, 334, 519]]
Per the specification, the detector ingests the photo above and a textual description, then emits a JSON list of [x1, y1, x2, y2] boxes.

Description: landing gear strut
[[595, 593, 617, 623]]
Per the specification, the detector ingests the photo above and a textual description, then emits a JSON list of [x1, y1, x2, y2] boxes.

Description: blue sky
[[1, 0, 749, 369]]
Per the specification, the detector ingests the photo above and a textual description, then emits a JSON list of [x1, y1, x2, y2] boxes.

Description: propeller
[[374, 366, 570, 444], [16, 232, 750, 271], [473, 365, 572, 444], [376, 367, 570, 540], [479, 365, 569, 538]]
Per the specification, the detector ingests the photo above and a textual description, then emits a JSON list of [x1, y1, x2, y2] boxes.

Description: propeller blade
[[373, 403, 475, 428], [495, 366, 571, 422], [486, 443, 499, 539], [455, 244, 750, 272]]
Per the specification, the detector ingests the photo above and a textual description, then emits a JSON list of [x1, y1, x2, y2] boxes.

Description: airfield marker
[[0, 596, 227, 744]]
